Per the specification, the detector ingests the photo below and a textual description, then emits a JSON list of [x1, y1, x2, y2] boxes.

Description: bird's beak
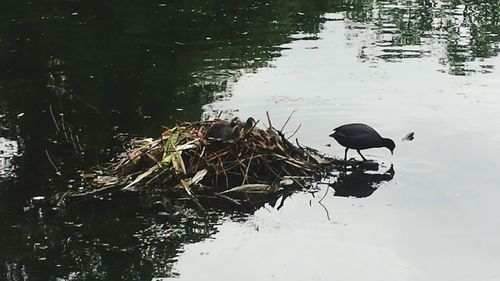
[[391, 149, 394, 155], [328, 133, 335, 138]]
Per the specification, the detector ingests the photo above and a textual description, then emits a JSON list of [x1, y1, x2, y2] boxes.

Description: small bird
[[329, 123, 395, 161], [205, 117, 241, 141], [243, 117, 256, 132]]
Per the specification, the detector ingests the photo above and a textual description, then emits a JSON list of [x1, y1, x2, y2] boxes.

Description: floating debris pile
[[69, 115, 334, 206]]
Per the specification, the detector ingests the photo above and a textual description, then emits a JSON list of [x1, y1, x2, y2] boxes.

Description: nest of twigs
[[72, 115, 333, 208]]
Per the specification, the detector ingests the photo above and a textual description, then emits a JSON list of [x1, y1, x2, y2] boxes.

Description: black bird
[[329, 123, 395, 161], [243, 117, 256, 132], [205, 117, 240, 141]]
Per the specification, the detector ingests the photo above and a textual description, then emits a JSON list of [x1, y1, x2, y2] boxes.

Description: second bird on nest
[[205, 117, 256, 141]]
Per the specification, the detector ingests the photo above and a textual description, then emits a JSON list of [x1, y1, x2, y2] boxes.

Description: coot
[[243, 117, 256, 132], [205, 117, 240, 141], [329, 123, 395, 161]]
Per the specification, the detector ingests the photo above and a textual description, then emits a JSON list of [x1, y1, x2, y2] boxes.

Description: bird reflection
[[331, 165, 395, 198]]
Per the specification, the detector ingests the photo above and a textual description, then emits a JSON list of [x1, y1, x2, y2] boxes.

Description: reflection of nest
[[72, 117, 333, 208]]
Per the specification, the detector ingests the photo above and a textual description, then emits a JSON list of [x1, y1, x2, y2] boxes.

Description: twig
[[71, 93, 101, 114], [45, 149, 61, 175], [287, 124, 302, 140], [145, 168, 169, 184], [59, 114, 69, 140], [276, 192, 291, 210], [49, 105, 60, 133], [68, 185, 122, 200], [57, 190, 71, 204], [75, 134, 83, 152], [319, 184, 330, 203], [213, 152, 229, 189], [290, 177, 308, 191], [266, 111, 272, 128], [318, 185, 331, 221], [241, 151, 254, 185], [180, 181, 206, 212], [67, 127, 79, 153], [280, 109, 297, 132], [215, 194, 242, 205]]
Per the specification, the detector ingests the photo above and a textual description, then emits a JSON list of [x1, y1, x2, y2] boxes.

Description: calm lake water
[[1, 1, 499, 280]]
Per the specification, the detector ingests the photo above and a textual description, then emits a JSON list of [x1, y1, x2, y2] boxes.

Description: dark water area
[[1, 0, 499, 280]]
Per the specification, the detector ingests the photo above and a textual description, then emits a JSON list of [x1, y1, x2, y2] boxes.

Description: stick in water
[[45, 149, 61, 176]]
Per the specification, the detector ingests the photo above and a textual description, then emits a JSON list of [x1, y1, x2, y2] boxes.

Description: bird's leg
[[357, 149, 367, 161], [344, 148, 349, 161]]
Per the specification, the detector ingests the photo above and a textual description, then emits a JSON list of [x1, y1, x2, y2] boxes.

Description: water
[[1, 0, 499, 280]]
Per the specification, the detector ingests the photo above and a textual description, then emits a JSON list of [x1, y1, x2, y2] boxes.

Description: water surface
[[1, 0, 499, 280]]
